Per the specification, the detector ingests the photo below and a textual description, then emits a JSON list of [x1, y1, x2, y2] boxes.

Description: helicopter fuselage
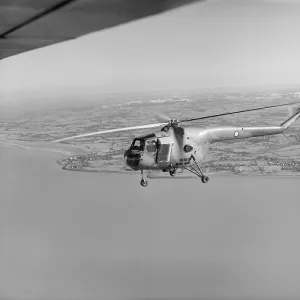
[[125, 125, 210, 171], [124, 122, 286, 172], [53, 103, 300, 186]]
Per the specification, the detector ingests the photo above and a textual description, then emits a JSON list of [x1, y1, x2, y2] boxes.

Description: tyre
[[169, 170, 176, 177], [201, 175, 209, 183], [140, 179, 148, 187]]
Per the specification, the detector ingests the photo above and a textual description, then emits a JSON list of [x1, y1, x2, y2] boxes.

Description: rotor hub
[[168, 118, 179, 127]]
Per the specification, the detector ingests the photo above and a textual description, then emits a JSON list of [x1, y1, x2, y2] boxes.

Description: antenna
[[282, 132, 294, 144]]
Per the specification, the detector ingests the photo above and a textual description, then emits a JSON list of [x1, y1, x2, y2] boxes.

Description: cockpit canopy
[[130, 133, 156, 150]]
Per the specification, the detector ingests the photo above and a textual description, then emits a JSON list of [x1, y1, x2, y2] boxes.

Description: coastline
[[1, 139, 299, 178]]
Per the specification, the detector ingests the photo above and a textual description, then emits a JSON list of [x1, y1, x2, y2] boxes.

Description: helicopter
[[54, 102, 300, 187]]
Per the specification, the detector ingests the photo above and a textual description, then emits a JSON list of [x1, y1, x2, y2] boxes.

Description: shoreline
[[0, 137, 78, 156], [1, 138, 299, 178]]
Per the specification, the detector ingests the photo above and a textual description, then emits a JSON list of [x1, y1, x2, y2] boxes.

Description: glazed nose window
[[132, 140, 142, 150]]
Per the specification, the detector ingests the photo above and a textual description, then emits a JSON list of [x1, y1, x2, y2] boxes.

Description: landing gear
[[140, 178, 148, 187], [140, 169, 148, 187], [169, 164, 178, 177], [201, 175, 209, 183], [169, 170, 176, 176], [182, 156, 209, 183]]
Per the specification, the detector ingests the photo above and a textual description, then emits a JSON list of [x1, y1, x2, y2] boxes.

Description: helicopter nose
[[124, 148, 141, 168], [124, 149, 130, 159]]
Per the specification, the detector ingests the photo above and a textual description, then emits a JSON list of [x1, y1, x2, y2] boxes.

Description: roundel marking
[[183, 144, 193, 153], [234, 131, 239, 137]]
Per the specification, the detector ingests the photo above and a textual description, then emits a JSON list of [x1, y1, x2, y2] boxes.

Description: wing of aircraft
[[0, 0, 202, 61]]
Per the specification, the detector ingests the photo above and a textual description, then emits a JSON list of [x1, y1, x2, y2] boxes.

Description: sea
[[1, 143, 299, 300]]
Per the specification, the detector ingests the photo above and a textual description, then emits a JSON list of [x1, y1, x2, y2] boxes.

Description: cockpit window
[[131, 139, 144, 150], [161, 125, 169, 132], [133, 140, 141, 147], [145, 139, 157, 152]]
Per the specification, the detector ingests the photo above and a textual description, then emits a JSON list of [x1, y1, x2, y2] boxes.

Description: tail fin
[[280, 105, 300, 130]]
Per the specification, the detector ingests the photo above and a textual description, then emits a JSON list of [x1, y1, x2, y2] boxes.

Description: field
[[1, 90, 300, 176]]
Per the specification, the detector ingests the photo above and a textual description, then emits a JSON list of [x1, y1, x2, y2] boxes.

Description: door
[[156, 138, 173, 163]]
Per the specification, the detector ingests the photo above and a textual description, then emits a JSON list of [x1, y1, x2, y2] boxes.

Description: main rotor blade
[[180, 102, 299, 123], [52, 122, 167, 143], [154, 112, 171, 123]]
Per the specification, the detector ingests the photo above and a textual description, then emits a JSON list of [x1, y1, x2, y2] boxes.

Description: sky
[[1, 0, 300, 99]]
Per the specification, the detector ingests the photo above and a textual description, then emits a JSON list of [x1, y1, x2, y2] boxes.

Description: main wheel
[[201, 175, 209, 183], [169, 170, 176, 177], [140, 179, 148, 187]]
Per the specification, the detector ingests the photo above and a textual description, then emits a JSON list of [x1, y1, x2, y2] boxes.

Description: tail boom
[[208, 126, 284, 143], [208, 107, 300, 143]]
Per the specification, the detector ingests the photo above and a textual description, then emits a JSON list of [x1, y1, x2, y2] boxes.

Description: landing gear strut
[[140, 169, 148, 187], [183, 156, 209, 183]]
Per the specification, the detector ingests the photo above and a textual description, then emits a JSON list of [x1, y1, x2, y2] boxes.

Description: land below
[[1, 89, 300, 177]]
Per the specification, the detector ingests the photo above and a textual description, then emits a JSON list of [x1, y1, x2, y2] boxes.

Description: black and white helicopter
[[54, 103, 300, 187]]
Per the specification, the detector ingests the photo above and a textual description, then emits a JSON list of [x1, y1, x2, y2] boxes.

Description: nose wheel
[[140, 179, 148, 187], [140, 169, 148, 187]]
